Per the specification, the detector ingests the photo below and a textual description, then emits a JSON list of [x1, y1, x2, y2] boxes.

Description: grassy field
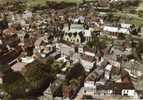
[[113, 12, 143, 27], [138, 1, 143, 10], [27, 0, 83, 6]]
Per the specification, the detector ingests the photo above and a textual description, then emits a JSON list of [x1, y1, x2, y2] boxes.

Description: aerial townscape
[[0, 0, 143, 100]]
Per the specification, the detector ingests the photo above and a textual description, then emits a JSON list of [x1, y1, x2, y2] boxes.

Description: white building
[[103, 25, 130, 38], [122, 89, 136, 96], [80, 58, 95, 72], [104, 64, 112, 80], [21, 57, 34, 64], [80, 51, 95, 72], [84, 81, 96, 95], [23, 10, 32, 19], [0, 40, 2, 45]]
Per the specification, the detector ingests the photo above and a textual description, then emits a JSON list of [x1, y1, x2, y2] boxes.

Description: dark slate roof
[[0, 20, 8, 30], [67, 32, 72, 37], [78, 32, 85, 42], [0, 46, 22, 64]]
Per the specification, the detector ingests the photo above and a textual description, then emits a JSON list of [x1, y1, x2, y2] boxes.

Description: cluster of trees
[[1, 59, 62, 99], [105, 13, 121, 23], [0, 0, 26, 13], [138, 10, 143, 17], [110, 0, 140, 11], [63, 63, 86, 98], [46, 1, 76, 9], [32, 1, 77, 12], [22, 60, 52, 89], [134, 40, 143, 60], [2, 69, 30, 98], [87, 35, 107, 51]]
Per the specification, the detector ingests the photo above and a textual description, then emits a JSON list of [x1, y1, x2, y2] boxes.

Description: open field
[[0, 0, 84, 6], [27, 0, 83, 6], [137, 1, 143, 10], [113, 12, 143, 27], [27, 0, 97, 6]]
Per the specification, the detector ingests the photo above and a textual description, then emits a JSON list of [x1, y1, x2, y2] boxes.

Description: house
[[80, 54, 95, 72], [83, 47, 95, 57], [0, 72, 4, 84], [56, 43, 74, 57], [110, 66, 121, 82], [0, 39, 2, 45], [123, 59, 143, 79], [96, 84, 113, 96], [115, 83, 135, 96], [104, 64, 112, 80], [120, 23, 131, 29], [96, 82, 136, 97], [95, 67, 104, 80], [54, 97, 63, 100], [63, 85, 72, 99], [78, 45, 84, 54], [138, 26, 143, 36], [85, 70, 98, 82], [84, 81, 96, 95], [11, 62, 26, 72], [34, 35, 56, 58], [78, 46, 95, 56], [141, 26, 143, 33], [23, 10, 32, 20], [21, 57, 34, 64], [17, 30, 26, 42], [96, 56, 106, 67], [103, 25, 130, 38], [3, 27, 17, 36]]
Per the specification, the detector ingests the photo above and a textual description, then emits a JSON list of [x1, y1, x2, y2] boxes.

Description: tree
[[86, 35, 99, 49], [82, 0, 86, 3], [50, 61, 64, 79], [2, 69, 30, 98], [138, 10, 143, 17], [136, 40, 143, 60], [22, 60, 52, 89], [87, 34, 107, 51], [0, 15, 8, 30], [13, 1, 26, 13], [69, 79, 80, 94], [118, 33, 126, 40], [66, 63, 85, 80]]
